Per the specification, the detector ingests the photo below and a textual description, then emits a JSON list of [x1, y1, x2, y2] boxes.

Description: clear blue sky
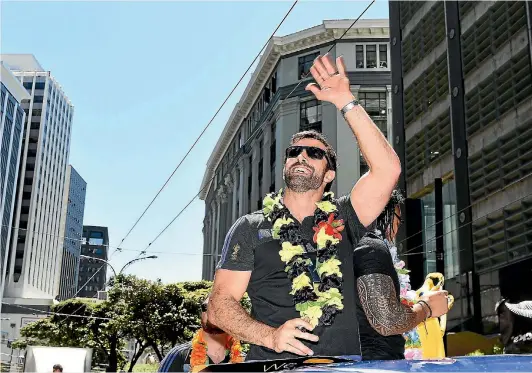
[[2, 0, 389, 284]]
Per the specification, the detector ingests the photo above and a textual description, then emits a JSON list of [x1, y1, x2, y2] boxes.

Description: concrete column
[[275, 97, 300, 189], [231, 169, 239, 222], [386, 85, 393, 144], [250, 140, 260, 212], [210, 201, 217, 275], [223, 174, 233, 237], [262, 126, 272, 196], [238, 156, 250, 216]]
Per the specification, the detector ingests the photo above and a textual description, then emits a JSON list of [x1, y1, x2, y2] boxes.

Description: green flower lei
[[262, 189, 345, 328]]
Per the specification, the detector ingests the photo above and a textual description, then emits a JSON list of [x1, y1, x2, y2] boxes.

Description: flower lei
[[263, 189, 345, 328], [385, 239, 423, 359], [189, 329, 244, 372]]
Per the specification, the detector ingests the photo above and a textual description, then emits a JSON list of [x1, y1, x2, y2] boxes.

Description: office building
[[0, 62, 30, 316], [57, 165, 87, 300], [389, 1, 532, 334], [0, 54, 74, 300], [77, 226, 108, 298], [199, 20, 392, 280]]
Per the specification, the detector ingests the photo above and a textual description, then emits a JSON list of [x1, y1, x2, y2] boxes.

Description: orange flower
[[312, 213, 344, 243], [190, 330, 244, 372]]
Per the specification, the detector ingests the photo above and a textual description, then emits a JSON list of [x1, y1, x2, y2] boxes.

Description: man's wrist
[[334, 93, 357, 111]]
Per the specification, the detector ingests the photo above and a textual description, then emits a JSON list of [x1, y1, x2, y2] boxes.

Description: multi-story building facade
[[199, 20, 392, 280], [0, 62, 30, 316], [57, 165, 87, 300], [389, 1, 532, 334], [1, 54, 74, 300], [77, 226, 108, 298]]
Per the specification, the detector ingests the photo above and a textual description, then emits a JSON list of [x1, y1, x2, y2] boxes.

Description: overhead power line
[[115, 0, 301, 251]]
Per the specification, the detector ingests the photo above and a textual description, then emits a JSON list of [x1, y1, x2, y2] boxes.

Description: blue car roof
[[295, 355, 532, 372]]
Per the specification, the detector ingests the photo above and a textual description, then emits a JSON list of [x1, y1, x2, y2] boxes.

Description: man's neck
[[283, 188, 324, 223]]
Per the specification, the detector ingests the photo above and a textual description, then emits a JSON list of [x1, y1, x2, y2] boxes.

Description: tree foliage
[[12, 278, 247, 372]]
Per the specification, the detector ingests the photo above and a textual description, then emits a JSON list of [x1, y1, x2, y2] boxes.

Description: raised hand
[[305, 54, 355, 110]]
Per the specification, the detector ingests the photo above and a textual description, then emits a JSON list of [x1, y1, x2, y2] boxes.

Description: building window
[[355, 43, 389, 69], [300, 100, 322, 132], [358, 92, 387, 137], [379, 45, 388, 68], [420, 179, 459, 278], [298, 52, 319, 79]]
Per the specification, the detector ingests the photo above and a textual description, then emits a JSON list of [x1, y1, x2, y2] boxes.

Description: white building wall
[[2, 55, 74, 300]]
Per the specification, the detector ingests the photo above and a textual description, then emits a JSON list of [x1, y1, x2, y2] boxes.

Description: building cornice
[[199, 19, 389, 200]]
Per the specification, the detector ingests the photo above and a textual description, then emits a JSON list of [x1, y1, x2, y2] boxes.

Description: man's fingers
[[294, 329, 319, 343], [309, 66, 323, 83], [322, 53, 337, 75], [288, 339, 314, 356], [283, 343, 310, 357], [313, 56, 329, 80], [291, 318, 315, 331], [305, 83, 321, 97], [336, 56, 347, 75]]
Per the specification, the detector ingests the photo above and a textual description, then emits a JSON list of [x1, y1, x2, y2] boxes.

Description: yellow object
[[415, 273, 454, 359]]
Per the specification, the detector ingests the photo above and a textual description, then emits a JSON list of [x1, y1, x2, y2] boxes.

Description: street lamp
[[79, 255, 158, 277], [119, 255, 158, 274], [80, 255, 117, 277]]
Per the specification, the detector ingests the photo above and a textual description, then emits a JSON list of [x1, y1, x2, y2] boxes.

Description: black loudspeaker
[[404, 198, 424, 290]]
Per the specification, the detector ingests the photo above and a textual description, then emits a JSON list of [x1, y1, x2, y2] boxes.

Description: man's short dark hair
[[288, 130, 338, 191], [53, 364, 63, 372]]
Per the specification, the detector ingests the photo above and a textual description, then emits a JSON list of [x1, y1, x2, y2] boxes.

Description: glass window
[[379, 45, 388, 68], [366, 45, 377, 68], [420, 179, 460, 278], [300, 100, 322, 132], [356, 45, 364, 68], [358, 92, 387, 137], [298, 52, 319, 79]]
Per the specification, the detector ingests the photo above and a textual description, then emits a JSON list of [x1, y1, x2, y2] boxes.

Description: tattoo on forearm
[[357, 273, 424, 336], [210, 288, 274, 347]]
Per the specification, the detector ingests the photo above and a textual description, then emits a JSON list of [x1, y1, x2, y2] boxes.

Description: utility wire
[[114, 0, 301, 250], [135, 0, 377, 256]]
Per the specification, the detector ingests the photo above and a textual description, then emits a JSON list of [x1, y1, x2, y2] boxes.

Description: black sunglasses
[[201, 303, 208, 312], [285, 146, 335, 170]]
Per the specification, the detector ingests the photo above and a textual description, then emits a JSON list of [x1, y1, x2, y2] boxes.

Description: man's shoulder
[[234, 210, 269, 230], [356, 230, 389, 252]]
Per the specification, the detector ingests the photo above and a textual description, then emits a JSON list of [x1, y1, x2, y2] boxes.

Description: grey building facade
[[78, 226, 108, 298], [1, 54, 74, 300], [58, 165, 87, 300], [389, 1, 532, 334], [199, 20, 393, 280], [0, 62, 30, 316]]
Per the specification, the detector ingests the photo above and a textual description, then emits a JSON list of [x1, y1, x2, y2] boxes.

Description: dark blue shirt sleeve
[[216, 216, 254, 271]]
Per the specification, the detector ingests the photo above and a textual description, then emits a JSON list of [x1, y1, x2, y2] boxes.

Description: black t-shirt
[[217, 195, 366, 361], [353, 230, 405, 360]]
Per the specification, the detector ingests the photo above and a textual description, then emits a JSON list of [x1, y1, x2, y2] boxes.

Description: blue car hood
[[295, 355, 532, 372]]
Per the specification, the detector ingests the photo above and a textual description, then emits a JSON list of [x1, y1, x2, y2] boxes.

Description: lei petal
[[291, 273, 312, 293], [272, 217, 295, 239], [279, 242, 305, 263], [315, 200, 337, 213], [317, 258, 342, 278]]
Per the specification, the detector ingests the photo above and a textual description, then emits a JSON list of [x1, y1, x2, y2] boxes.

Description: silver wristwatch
[[340, 100, 359, 117]]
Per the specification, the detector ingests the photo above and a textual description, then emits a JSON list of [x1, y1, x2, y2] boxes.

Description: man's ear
[[324, 169, 336, 184]]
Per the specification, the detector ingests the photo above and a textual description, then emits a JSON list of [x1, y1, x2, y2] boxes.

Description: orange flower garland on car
[[189, 329, 244, 373]]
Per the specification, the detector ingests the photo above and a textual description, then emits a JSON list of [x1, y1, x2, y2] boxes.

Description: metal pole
[[434, 178, 447, 351], [119, 256, 157, 275], [79, 255, 117, 278]]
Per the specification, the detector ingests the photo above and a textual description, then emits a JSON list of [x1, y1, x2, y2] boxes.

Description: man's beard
[[284, 163, 324, 193], [201, 320, 224, 335]]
